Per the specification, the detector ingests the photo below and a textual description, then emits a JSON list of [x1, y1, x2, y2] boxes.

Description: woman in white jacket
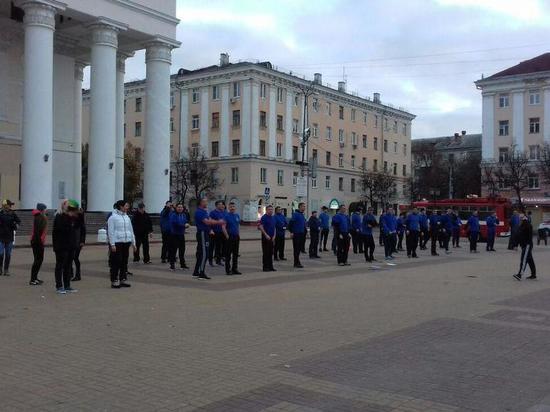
[[107, 200, 136, 289]]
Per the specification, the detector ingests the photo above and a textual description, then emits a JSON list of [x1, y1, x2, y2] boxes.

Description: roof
[[483, 53, 550, 81], [412, 134, 481, 152]]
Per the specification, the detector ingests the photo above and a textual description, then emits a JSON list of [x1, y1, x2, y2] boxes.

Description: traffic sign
[[264, 187, 270, 196], [296, 177, 307, 197]]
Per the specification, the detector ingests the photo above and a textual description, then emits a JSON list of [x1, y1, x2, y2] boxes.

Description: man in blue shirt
[[451, 209, 461, 248], [381, 207, 397, 260], [274, 207, 287, 261], [259, 205, 276, 272], [289, 202, 307, 268], [159, 201, 173, 263], [396, 212, 406, 251], [223, 202, 241, 275], [428, 210, 440, 256], [351, 207, 363, 254], [405, 207, 420, 258], [209, 200, 227, 266], [308, 211, 321, 258], [419, 208, 429, 250], [332, 205, 351, 266], [169, 203, 189, 271], [319, 206, 331, 252], [193, 198, 225, 280], [486, 211, 499, 252], [439, 209, 453, 254], [361, 206, 377, 262], [467, 210, 480, 253]]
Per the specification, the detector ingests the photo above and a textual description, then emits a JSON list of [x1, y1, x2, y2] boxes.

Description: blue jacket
[[419, 214, 429, 230], [361, 213, 377, 236], [440, 214, 452, 231], [160, 207, 172, 233], [510, 214, 520, 229], [209, 209, 226, 233], [332, 213, 350, 234], [169, 211, 187, 236], [225, 212, 240, 237], [428, 214, 440, 231], [451, 214, 461, 230], [467, 215, 480, 232], [319, 212, 330, 230], [381, 214, 397, 234], [289, 211, 307, 234], [486, 215, 499, 230], [308, 216, 320, 232], [396, 217, 405, 234], [405, 213, 420, 232], [351, 213, 362, 232], [274, 213, 287, 237]]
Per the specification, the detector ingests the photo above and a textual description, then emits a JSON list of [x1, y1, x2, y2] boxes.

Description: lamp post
[[296, 81, 316, 213]]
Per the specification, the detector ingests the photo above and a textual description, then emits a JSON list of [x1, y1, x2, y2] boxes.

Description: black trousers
[[442, 230, 450, 251], [161, 232, 170, 261], [384, 233, 396, 257], [331, 234, 338, 254], [487, 229, 496, 250], [397, 232, 404, 250], [31, 243, 44, 282], [320, 228, 329, 250], [134, 234, 150, 263], [55, 249, 74, 289], [430, 230, 439, 254], [420, 229, 430, 248], [351, 231, 363, 253], [309, 230, 319, 257], [262, 237, 274, 270], [292, 233, 305, 265], [518, 243, 536, 276], [110, 242, 130, 283], [301, 233, 307, 253], [379, 230, 385, 246], [169, 234, 186, 267], [362, 234, 375, 261], [274, 234, 285, 259], [209, 232, 225, 263], [469, 231, 478, 252], [452, 228, 460, 247], [193, 231, 209, 276], [406, 230, 419, 257], [72, 246, 82, 278], [337, 233, 350, 264], [225, 235, 239, 273]]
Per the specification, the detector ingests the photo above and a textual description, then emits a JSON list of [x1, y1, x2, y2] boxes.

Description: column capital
[[74, 60, 86, 81], [17, 0, 65, 30], [116, 51, 134, 73], [144, 40, 173, 64], [87, 18, 128, 49]]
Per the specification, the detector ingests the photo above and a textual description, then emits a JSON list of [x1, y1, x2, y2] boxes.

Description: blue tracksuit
[[467, 215, 480, 251], [361, 214, 377, 236], [486, 215, 499, 250], [405, 213, 420, 232]]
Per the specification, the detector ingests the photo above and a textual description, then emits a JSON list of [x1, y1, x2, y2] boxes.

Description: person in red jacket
[[29, 203, 48, 285]]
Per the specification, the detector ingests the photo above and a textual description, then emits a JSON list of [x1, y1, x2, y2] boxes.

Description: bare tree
[[124, 142, 143, 204], [537, 143, 550, 184], [360, 170, 378, 207], [481, 162, 500, 198], [411, 140, 449, 199], [452, 152, 481, 198], [493, 145, 530, 210], [360, 170, 396, 208]]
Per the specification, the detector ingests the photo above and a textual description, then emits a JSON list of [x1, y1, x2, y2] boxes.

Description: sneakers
[[3, 271, 10, 276], [181, 264, 189, 269], [111, 281, 121, 289], [119, 282, 131, 288], [526, 275, 537, 280], [65, 287, 78, 293], [513, 274, 522, 281], [197, 274, 211, 280], [29, 280, 41, 286], [232, 270, 242, 275], [71, 276, 81, 282], [56, 288, 67, 294]]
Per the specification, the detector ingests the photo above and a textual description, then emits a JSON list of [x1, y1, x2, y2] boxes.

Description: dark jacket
[[0, 209, 21, 243], [30, 210, 48, 246], [307, 216, 320, 233], [160, 207, 172, 233], [52, 213, 82, 252], [132, 211, 153, 236], [517, 220, 533, 247]]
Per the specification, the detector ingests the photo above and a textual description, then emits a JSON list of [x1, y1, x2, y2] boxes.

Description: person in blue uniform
[[258, 205, 276, 272], [419, 209, 429, 250], [466, 210, 480, 253], [485, 211, 499, 251], [332, 205, 351, 265], [319, 206, 330, 252], [451, 210, 461, 248], [508, 210, 520, 250], [289, 203, 307, 268], [440, 209, 453, 254], [223, 202, 241, 275], [208, 200, 227, 266], [381, 207, 397, 260], [273, 207, 287, 261], [379, 210, 386, 246], [351, 208, 363, 254], [428, 210, 440, 256], [168, 203, 189, 270], [396, 212, 406, 251], [405, 207, 420, 258], [193, 198, 225, 280], [159, 201, 173, 263], [361, 207, 377, 262], [308, 211, 321, 258]]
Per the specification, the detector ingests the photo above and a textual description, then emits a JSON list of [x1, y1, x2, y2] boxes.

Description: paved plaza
[[1, 236, 550, 411]]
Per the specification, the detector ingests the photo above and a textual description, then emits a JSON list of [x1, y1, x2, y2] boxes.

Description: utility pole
[[295, 81, 316, 213]]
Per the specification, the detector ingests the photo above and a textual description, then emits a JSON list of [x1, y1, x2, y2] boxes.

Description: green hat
[[67, 199, 79, 210]]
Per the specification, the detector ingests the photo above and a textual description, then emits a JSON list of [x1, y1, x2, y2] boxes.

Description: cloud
[[435, 0, 545, 24]]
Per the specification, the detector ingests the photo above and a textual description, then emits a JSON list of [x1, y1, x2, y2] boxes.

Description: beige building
[[82, 54, 415, 220], [476, 53, 550, 224]]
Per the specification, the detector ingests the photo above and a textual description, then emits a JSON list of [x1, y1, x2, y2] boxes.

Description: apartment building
[[475, 53, 550, 224], [82, 54, 415, 221]]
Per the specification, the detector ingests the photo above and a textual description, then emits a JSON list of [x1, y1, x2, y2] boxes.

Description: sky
[[105, 0, 550, 139]]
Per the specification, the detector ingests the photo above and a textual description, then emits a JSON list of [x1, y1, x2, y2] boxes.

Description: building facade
[[476, 53, 550, 223], [82, 54, 415, 220], [0, 0, 179, 211]]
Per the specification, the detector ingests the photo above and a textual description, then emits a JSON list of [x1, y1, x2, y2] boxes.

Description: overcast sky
[[107, 0, 550, 139]]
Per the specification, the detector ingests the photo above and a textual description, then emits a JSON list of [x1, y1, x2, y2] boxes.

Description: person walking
[[70, 208, 86, 282], [52, 200, 80, 294], [0, 199, 20, 276], [440, 209, 453, 254], [396, 212, 406, 252], [451, 210, 461, 248], [332, 205, 351, 266], [514, 213, 536, 281], [259, 205, 276, 272], [405, 207, 420, 258], [273, 207, 287, 261], [319, 206, 330, 252], [428, 210, 440, 256], [224, 202, 241, 275], [209, 200, 227, 266], [193, 198, 225, 280], [466, 210, 480, 253], [168, 203, 189, 271], [486, 211, 499, 251], [361, 206, 377, 262], [508, 210, 520, 250], [29, 203, 48, 285], [419, 209, 429, 250], [351, 208, 363, 254], [289, 202, 307, 268], [160, 201, 173, 263], [132, 203, 153, 264], [107, 200, 136, 289], [308, 211, 321, 259], [379, 210, 386, 246], [381, 208, 397, 261]]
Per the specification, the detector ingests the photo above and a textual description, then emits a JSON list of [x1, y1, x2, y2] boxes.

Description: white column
[[268, 85, 277, 159], [19, 0, 63, 209], [179, 88, 189, 158], [543, 87, 550, 144], [144, 41, 172, 212], [250, 81, 260, 155], [512, 90, 525, 152], [73, 61, 85, 204], [200, 86, 209, 156], [284, 90, 293, 160], [88, 23, 119, 211], [220, 84, 230, 157], [115, 53, 127, 200], [481, 92, 495, 161], [241, 80, 252, 156]]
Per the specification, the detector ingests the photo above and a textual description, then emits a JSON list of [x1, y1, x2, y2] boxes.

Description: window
[[312, 123, 318, 138], [170, 92, 175, 109], [231, 167, 239, 183], [276, 143, 283, 157], [325, 176, 331, 189], [498, 147, 509, 163], [259, 140, 266, 156], [277, 115, 284, 131], [292, 119, 299, 133], [311, 177, 317, 188], [528, 175, 540, 189], [233, 82, 240, 98], [375, 115, 379, 128], [191, 143, 199, 157], [402, 123, 407, 136], [277, 170, 284, 186], [351, 132, 357, 146], [212, 112, 220, 129], [312, 149, 318, 161], [192, 115, 200, 130], [403, 164, 407, 176], [260, 168, 267, 184], [530, 117, 540, 134], [211, 141, 219, 157], [373, 159, 378, 171], [135, 97, 142, 112], [232, 139, 240, 156], [232, 110, 241, 127], [338, 153, 344, 167], [260, 83, 267, 99], [326, 102, 332, 116], [326, 151, 331, 166], [373, 137, 378, 150], [393, 163, 397, 175], [351, 108, 356, 122], [212, 85, 220, 100], [351, 155, 356, 168], [192, 88, 200, 103], [529, 145, 541, 160], [124, 99, 127, 113], [312, 98, 319, 112], [338, 177, 344, 191], [383, 161, 388, 172], [362, 157, 367, 170], [135, 121, 142, 137], [383, 139, 388, 152], [499, 94, 509, 108], [363, 111, 367, 124], [362, 135, 367, 148], [394, 142, 398, 153], [123, 123, 126, 138], [293, 171, 298, 186], [403, 144, 407, 156], [498, 120, 509, 136], [393, 120, 398, 133], [326, 126, 332, 141], [339, 105, 344, 120], [384, 117, 389, 130], [277, 87, 284, 103], [256, 111, 265, 128], [338, 129, 345, 144], [292, 146, 298, 161], [351, 178, 356, 193], [294, 94, 299, 106], [529, 89, 540, 105], [170, 117, 174, 132]]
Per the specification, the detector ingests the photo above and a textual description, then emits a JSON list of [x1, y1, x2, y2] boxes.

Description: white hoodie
[[107, 209, 135, 246]]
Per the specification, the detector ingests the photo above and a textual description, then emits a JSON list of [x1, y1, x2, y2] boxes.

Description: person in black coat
[[52, 200, 81, 294], [132, 203, 153, 264], [514, 213, 536, 281], [308, 211, 321, 258], [0, 199, 21, 276], [70, 209, 86, 281]]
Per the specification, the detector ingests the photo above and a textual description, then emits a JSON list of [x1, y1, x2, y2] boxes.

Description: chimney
[[313, 73, 322, 85], [454, 133, 460, 138], [219, 53, 229, 67], [461, 130, 466, 136], [373, 92, 381, 104], [338, 81, 346, 93]]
